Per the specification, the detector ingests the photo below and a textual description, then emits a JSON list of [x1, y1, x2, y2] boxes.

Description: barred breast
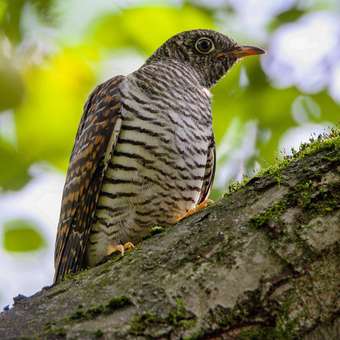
[[87, 60, 213, 265]]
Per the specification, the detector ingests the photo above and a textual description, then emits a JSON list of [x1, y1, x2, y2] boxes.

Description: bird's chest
[[95, 77, 212, 236], [88, 74, 213, 265], [121, 75, 212, 162], [120, 77, 212, 194]]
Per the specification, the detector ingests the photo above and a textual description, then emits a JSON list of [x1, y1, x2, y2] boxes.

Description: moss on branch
[[0, 130, 339, 339]]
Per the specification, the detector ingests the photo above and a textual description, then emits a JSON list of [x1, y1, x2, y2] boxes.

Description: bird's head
[[145, 29, 265, 88]]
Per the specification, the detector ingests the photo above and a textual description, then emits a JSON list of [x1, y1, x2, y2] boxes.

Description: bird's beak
[[217, 45, 265, 60], [230, 45, 265, 59]]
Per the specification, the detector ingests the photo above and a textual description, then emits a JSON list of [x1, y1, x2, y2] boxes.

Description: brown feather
[[198, 137, 216, 204], [54, 75, 125, 283]]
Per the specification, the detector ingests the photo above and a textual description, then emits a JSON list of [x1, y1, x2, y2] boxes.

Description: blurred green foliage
[[0, 0, 55, 42], [90, 6, 214, 52], [0, 138, 31, 190], [0, 55, 24, 110], [268, 7, 306, 31], [2, 219, 45, 252], [0, 0, 339, 246]]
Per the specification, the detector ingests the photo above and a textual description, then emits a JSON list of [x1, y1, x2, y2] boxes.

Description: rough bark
[[0, 133, 339, 340]]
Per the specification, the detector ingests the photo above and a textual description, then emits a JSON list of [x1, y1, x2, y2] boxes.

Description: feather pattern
[[54, 75, 124, 283], [198, 139, 216, 204], [54, 29, 262, 282], [86, 60, 215, 266]]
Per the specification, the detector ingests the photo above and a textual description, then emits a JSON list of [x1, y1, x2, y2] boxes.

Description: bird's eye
[[195, 37, 215, 54]]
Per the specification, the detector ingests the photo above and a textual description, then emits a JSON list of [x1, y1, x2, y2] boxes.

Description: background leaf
[[0, 138, 31, 191], [0, 55, 25, 111], [2, 219, 46, 252]]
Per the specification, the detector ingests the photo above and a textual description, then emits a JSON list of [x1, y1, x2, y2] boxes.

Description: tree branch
[[1, 132, 339, 339]]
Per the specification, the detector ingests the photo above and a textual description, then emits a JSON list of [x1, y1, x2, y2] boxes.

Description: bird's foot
[[176, 199, 213, 222], [107, 242, 135, 256]]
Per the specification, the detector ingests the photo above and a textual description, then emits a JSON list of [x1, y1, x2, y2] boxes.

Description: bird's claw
[[176, 199, 213, 222], [107, 241, 135, 256]]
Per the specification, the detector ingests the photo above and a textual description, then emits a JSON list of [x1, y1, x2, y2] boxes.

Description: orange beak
[[230, 45, 265, 58]]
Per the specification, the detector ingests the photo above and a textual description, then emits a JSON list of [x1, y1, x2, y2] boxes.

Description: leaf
[[211, 58, 340, 167], [14, 48, 96, 170], [2, 219, 46, 252], [0, 138, 31, 191], [0, 55, 25, 111], [0, 1, 7, 26], [0, 0, 55, 42], [90, 5, 214, 53], [13, 5, 214, 172], [268, 8, 306, 32]]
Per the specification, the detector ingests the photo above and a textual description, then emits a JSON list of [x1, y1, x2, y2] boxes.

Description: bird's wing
[[54, 75, 125, 283], [198, 137, 216, 204]]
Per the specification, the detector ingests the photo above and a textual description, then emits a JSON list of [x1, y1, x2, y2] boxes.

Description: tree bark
[[0, 134, 339, 340]]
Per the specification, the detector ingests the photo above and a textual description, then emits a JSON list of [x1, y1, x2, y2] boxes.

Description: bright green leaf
[[268, 7, 306, 32], [0, 55, 25, 111], [15, 48, 96, 170], [90, 5, 214, 54], [2, 219, 46, 252], [0, 138, 31, 191], [0, 0, 55, 42]]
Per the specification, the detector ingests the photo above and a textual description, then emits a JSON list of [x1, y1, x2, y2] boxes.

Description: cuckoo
[[54, 29, 264, 283]]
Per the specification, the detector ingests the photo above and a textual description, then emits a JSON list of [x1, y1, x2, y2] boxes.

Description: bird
[[54, 29, 264, 283]]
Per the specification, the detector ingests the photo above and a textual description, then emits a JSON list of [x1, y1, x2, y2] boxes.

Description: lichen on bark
[[0, 130, 339, 339]]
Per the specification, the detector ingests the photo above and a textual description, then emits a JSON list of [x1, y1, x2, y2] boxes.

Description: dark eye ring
[[195, 37, 215, 54]]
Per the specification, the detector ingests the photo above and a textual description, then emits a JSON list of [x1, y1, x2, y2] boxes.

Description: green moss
[[187, 287, 301, 340], [94, 329, 104, 338], [86, 305, 104, 319], [303, 183, 339, 217], [257, 128, 339, 182], [237, 292, 299, 340], [68, 296, 132, 321], [226, 177, 251, 195], [294, 183, 311, 207], [168, 298, 195, 327], [142, 225, 166, 240], [150, 225, 165, 235], [249, 168, 339, 234], [44, 323, 66, 337], [183, 330, 205, 340], [129, 299, 196, 335], [237, 323, 297, 340], [249, 201, 287, 229], [223, 130, 339, 200], [69, 309, 86, 320], [179, 319, 197, 329], [106, 296, 132, 310], [129, 313, 160, 334], [61, 266, 90, 283]]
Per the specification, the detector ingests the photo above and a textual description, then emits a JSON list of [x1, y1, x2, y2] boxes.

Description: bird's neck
[[126, 59, 212, 127], [137, 59, 208, 91]]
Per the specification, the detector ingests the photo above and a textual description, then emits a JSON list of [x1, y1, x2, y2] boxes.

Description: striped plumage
[[87, 60, 215, 266], [54, 29, 264, 283]]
